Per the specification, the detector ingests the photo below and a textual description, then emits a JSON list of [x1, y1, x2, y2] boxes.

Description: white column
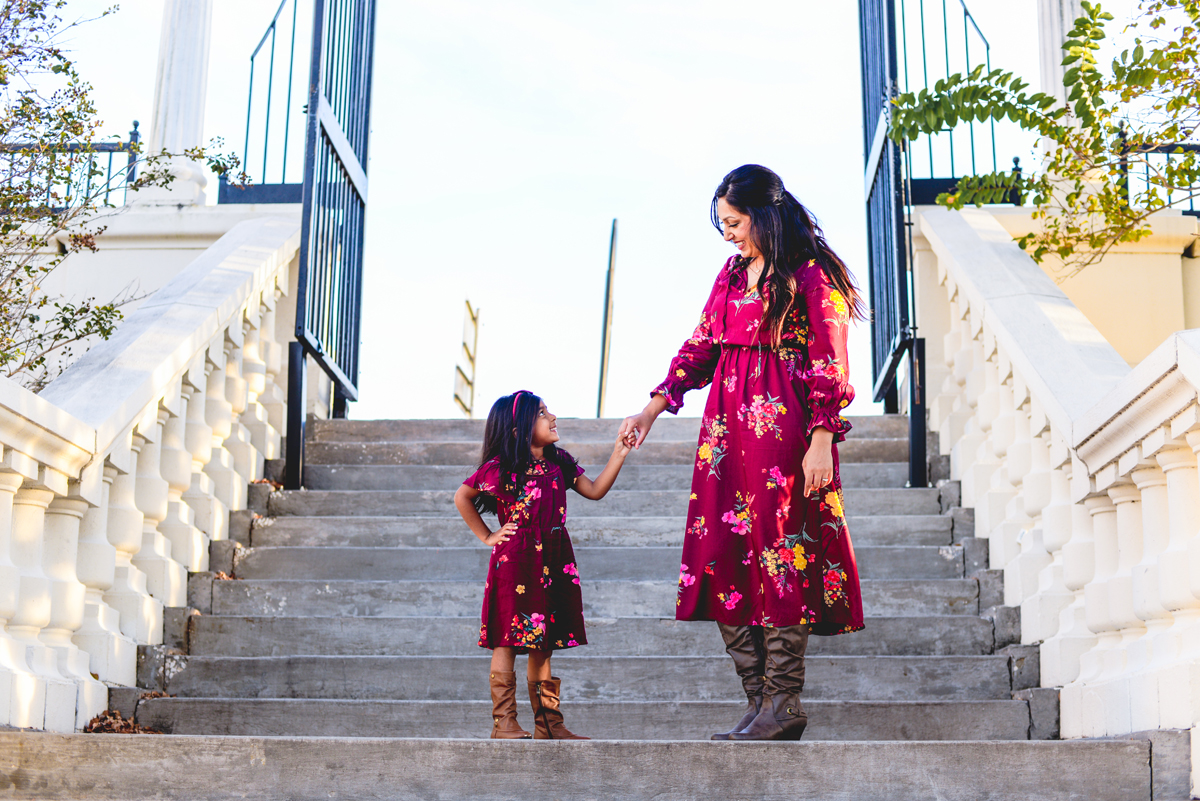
[[135, 0, 214, 205], [42, 496, 107, 729], [74, 468, 136, 686], [6, 486, 77, 732], [1037, 0, 1084, 103]]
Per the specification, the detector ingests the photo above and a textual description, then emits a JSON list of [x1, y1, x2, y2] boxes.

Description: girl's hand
[[802, 427, 835, 498], [619, 395, 669, 450], [483, 521, 518, 547], [613, 425, 634, 457]]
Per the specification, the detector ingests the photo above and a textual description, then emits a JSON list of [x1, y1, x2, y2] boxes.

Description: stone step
[[163, 654, 1012, 701], [133, 698, 1031, 741], [1, 733, 1152, 801], [234, 544, 965, 582], [304, 437, 909, 466], [189, 615, 995, 658], [212, 578, 979, 618], [252, 513, 954, 549], [307, 415, 912, 444], [267, 488, 942, 518], [302, 462, 911, 491]]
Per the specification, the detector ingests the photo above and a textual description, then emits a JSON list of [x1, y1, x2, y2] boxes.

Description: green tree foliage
[[889, 0, 1199, 277], [0, 1, 246, 390]]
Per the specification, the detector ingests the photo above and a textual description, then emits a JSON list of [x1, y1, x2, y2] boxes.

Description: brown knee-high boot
[[711, 623, 765, 740], [528, 677, 589, 740], [730, 624, 809, 741], [489, 671, 532, 739]]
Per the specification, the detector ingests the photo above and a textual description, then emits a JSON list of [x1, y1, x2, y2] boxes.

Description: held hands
[[613, 425, 635, 457], [618, 395, 669, 450], [482, 520, 518, 547], [802, 427, 836, 498]]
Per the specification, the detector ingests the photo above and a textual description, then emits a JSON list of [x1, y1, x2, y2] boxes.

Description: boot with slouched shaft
[[528, 677, 589, 740], [710, 623, 765, 740], [730, 624, 809, 741], [489, 670, 532, 739]]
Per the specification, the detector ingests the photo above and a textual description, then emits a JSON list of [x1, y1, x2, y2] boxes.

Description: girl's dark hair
[[711, 164, 867, 345], [474, 390, 577, 514]]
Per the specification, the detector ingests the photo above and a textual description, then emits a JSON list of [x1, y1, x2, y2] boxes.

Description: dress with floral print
[[654, 257, 864, 635], [464, 452, 588, 652]]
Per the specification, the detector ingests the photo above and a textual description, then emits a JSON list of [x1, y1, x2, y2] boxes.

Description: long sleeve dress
[[464, 453, 588, 652], [656, 257, 864, 636]]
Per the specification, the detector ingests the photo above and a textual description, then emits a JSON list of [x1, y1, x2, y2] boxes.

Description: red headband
[[512, 391, 524, 420]]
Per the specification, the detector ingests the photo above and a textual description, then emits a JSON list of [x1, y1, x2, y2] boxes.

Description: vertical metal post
[[596, 219, 617, 418], [285, 341, 308, 490], [907, 338, 928, 487]]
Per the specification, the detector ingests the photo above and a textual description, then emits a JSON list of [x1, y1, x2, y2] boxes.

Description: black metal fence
[[285, 0, 377, 487], [1121, 142, 1200, 217], [0, 121, 141, 209]]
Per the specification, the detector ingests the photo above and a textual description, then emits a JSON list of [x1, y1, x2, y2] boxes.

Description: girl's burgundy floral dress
[[464, 454, 588, 652], [657, 257, 864, 636]]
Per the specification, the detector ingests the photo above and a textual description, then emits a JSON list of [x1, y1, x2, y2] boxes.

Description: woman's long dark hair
[[711, 164, 867, 345], [474, 390, 577, 514]]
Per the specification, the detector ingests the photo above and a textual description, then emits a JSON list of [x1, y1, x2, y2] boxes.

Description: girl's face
[[717, 197, 760, 260], [530, 401, 559, 448]]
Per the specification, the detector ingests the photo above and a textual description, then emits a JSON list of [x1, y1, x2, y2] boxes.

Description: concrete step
[[302, 462, 912, 491], [252, 513, 954, 549], [267, 488, 942, 518], [234, 544, 965, 582], [212, 578, 979, 618], [189, 615, 995, 658], [304, 437, 909, 466], [164, 654, 1012, 701], [1, 732, 1152, 801], [307, 415, 912, 444], [134, 697, 1031, 741]]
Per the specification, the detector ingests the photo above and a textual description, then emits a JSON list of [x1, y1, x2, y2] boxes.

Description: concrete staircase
[[0, 416, 1168, 799]]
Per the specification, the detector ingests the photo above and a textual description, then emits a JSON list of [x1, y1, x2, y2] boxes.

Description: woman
[[619, 164, 866, 741]]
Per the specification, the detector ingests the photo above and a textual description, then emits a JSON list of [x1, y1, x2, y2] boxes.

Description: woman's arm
[[574, 427, 634, 500], [454, 485, 516, 546]]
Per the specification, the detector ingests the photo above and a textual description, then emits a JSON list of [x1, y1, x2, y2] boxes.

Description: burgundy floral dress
[[656, 257, 864, 636], [464, 453, 588, 652]]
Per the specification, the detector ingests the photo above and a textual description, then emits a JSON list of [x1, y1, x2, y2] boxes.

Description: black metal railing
[[220, 0, 309, 204], [0, 121, 141, 209], [1120, 141, 1200, 217], [285, 0, 377, 488]]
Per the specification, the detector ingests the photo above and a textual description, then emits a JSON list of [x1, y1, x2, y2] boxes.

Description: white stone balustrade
[[0, 216, 300, 731], [916, 206, 1200, 785]]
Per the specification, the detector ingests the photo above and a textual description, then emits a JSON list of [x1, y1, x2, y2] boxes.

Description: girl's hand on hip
[[483, 521, 518, 547], [802, 427, 836, 498]]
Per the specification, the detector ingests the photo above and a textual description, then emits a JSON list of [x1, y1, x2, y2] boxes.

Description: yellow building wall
[[988, 208, 1199, 366]]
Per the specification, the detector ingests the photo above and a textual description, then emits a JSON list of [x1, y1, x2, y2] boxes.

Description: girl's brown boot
[[528, 677, 589, 740], [490, 670, 532, 739]]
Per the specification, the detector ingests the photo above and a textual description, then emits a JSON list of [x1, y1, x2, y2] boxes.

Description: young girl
[[454, 391, 632, 740]]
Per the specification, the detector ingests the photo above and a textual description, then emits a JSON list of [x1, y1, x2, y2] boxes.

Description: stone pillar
[[6, 486, 77, 732], [42, 497, 107, 729], [1038, 0, 1084, 104], [135, 0, 214, 205], [74, 468, 136, 686]]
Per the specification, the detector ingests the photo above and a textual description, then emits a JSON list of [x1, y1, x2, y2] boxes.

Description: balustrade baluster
[[103, 453, 161, 645], [224, 335, 263, 487], [160, 387, 205, 571], [1024, 438, 1074, 645], [204, 342, 244, 512], [130, 416, 187, 608], [0, 471, 40, 727], [258, 301, 287, 439], [182, 365, 225, 542], [73, 467, 135, 686]]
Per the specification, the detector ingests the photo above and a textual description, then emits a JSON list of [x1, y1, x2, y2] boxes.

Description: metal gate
[[858, 0, 926, 488], [285, 0, 378, 488]]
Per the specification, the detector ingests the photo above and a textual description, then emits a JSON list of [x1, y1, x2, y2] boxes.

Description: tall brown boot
[[730, 624, 809, 741], [711, 623, 765, 740], [528, 677, 589, 740], [489, 670, 532, 739]]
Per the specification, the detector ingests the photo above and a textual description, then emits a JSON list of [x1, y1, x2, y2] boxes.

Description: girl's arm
[[573, 429, 633, 501], [454, 485, 517, 546]]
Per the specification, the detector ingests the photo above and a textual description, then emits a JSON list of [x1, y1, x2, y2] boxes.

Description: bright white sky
[[60, 0, 1140, 421]]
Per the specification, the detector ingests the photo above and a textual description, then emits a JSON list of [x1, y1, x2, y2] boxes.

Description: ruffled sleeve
[[555, 448, 586, 479], [800, 263, 855, 443], [652, 265, 729, 414], [463, 458, 503, 495]]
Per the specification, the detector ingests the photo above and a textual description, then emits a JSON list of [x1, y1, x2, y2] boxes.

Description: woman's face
[[717, 197, 761, 260], [530, 401, 559, 448]]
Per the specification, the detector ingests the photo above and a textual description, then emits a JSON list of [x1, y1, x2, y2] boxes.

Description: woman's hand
[[802, 427, 835, 498], [482, 521, 518, 547], [619, 394, 670, 450]]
